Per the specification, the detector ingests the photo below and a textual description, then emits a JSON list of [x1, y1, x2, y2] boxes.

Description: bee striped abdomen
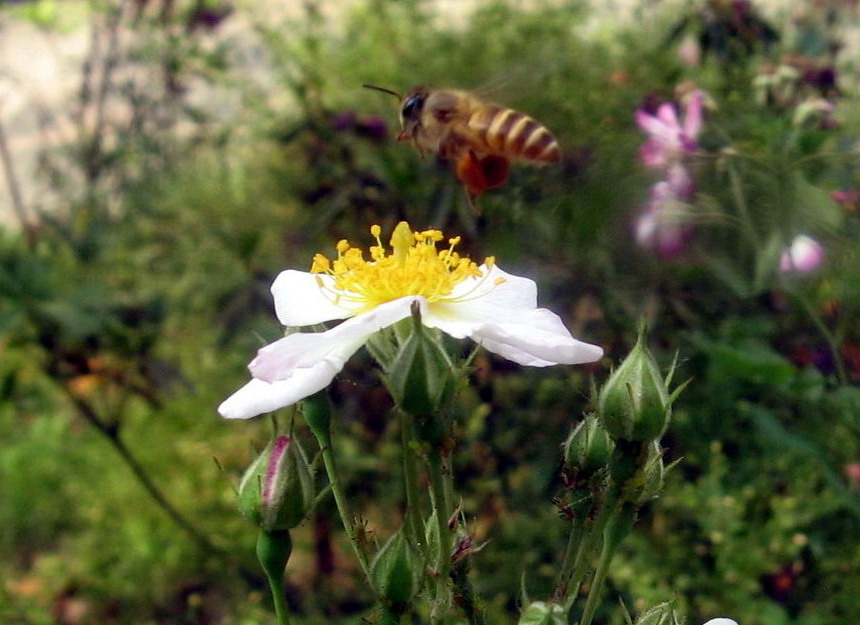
[[467, 106, 561, 163]]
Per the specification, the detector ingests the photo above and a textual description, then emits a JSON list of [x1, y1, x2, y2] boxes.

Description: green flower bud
[[518, 601, 566, 625], [370, 529, 419, 611], [385, 303, 457, 419], [598, 327, 675, 442], [238, 435, 315, 531], [634, 601, 684, 625], [563, 414, 614, 479]]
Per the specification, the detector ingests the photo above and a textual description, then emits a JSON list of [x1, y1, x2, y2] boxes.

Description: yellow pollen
[[310, 221, 496, 311]]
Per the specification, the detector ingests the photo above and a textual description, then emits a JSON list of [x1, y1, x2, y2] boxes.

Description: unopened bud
[[238, 435, 315, 531], [386, 304, 456, 419], [598, 326, 679, 442], [563, 414, 613, 480]]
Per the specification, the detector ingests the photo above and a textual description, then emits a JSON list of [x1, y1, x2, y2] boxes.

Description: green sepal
[[370, 529, 419, 609], [518, 601, 567, 625]]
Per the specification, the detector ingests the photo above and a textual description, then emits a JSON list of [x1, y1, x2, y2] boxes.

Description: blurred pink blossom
[[636, 91, 703, 169], [779, 235, 824, 274], [634, 165, 695, 259], [844, 463, 860, 491]]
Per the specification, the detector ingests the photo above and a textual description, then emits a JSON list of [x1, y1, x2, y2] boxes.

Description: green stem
[[303, 395, 374, 589], [318, 441, 374, 587], [400, 411, 426, 551], [257, 530, 293, 625], [553, 515, 586, 600], [380, 608, 406, 625], [561, 503, 610, 615], [427, 450, 453, 622], [727, 160, 759, 250], [265, 568, 291, 625], [428, 453, 452, 576], [578, 504, 635, 625], [576, 538, 615, 625], [793, 291, 848, 385]]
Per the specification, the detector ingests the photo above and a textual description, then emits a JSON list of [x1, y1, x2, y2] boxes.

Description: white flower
[[219, 222, 604, 419], [779, 234, 824, 274], [702, 619, 739, 625]]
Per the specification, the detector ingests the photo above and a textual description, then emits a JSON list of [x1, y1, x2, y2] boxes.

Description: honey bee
[[365, 85, 561, 205]]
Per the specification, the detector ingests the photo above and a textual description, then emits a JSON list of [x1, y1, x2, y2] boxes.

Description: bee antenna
[[363, 84, 402, 100]]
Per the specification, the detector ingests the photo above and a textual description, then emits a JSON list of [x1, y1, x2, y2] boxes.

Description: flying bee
[[364, 84, 561, 205]]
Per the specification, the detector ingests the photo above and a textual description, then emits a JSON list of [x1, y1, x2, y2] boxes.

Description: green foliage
[[1, 0, 859, 623]]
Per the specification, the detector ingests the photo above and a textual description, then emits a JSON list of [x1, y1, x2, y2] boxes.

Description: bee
[[365, 85, 561, 205]]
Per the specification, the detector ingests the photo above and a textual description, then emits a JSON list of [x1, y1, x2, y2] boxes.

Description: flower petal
[[701, 620, 739, 625], [656, 102, 680, 129], [635, 110, 673, 142], [466, 309, 604, 366], [250, 295, 421, 383], [424, 266, 603, 366], [218, 363, 340, 419], [683, 90, 703, 139], [436, 264, 537, 331], [271, 270, 354, 327]]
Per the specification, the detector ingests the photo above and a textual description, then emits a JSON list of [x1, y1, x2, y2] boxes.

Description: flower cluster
[[634, 91, 703, 258]]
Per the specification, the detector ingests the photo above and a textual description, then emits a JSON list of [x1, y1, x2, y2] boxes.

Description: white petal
[[702, 619, 739, 625], [433, 264, 537, 332], [250, 295, 421, 383], [424, 267, 603, 366], [218, 363, 340, 419], [466, 309, 604, 366], [271, 270, 354, 326]]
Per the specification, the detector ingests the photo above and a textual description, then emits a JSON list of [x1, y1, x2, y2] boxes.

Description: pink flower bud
[[779, 235, 824, 274]]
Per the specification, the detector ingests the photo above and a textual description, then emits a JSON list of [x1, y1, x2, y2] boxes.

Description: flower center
[[310, 221, 495, 312]]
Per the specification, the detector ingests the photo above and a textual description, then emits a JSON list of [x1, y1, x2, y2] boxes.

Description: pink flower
[[636, 91, 703, 169], [634, 165, 695, 259], [779, 235, 824, 274]]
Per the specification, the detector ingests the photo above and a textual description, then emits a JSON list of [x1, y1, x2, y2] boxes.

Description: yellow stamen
[[310, 221, 496, 312]]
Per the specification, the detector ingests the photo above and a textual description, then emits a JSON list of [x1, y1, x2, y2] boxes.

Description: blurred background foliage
[[0, 0, 859, 623]]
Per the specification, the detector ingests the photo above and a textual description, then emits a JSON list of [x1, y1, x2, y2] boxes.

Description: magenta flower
[[779, 235, 824, 274], [634, 164, 695, 259], [636, 91, 703, 169]]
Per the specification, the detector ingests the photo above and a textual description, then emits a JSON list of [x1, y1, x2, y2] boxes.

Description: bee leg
[[455, 151, 489, 208], [477, 154, 510, 190]]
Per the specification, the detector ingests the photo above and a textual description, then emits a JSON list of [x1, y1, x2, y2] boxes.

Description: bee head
[[400, 88, 427, 123]]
